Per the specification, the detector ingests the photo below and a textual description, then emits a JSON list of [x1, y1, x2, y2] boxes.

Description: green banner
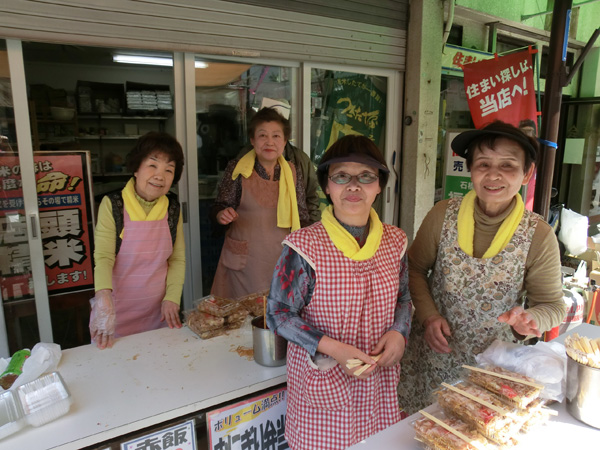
[[314, 74, 386, 163]]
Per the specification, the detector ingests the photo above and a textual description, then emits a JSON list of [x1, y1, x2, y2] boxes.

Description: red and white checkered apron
[[283, 221, 407, 450]]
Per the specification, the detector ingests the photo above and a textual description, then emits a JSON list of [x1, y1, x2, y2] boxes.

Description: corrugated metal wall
[[223, 0, 409, 30], [1, 0, 408, 69]]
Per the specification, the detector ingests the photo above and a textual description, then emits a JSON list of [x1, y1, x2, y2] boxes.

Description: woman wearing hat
[[266, 135, 412, 450], [398, 120, 566, 414]]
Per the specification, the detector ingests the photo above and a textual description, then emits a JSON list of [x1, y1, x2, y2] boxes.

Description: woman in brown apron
[[211, 108, 310, 299]]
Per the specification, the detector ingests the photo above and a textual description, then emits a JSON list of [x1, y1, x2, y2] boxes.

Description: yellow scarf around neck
[[121, 177, 169, 226], [321, 205, 383, 261], [232, 150, 300, 231], [457, 190, 524, 259]]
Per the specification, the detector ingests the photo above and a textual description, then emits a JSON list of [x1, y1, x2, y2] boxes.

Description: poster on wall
[[0, 151, 95, 301], [442, 130, 472, 199], [314, 73, 386, 163], [461, 48, 538, 130], [207, 386, 288, 450]]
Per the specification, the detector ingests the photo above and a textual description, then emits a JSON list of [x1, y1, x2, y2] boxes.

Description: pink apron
[[112, 208, 172, 337], [283, 222, 407, 450]]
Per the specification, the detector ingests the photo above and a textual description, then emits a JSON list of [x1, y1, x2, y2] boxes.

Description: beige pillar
[[400, 0, 444, 241]]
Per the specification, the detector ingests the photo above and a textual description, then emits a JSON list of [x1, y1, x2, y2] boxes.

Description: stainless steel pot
[[251, 316, 287, 367], [566, 354, 600, 429]]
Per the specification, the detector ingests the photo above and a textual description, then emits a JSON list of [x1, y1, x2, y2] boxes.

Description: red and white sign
[[0, 151, 95, 300], [207, 386, 288, 450], [462, 49, 538, 130]]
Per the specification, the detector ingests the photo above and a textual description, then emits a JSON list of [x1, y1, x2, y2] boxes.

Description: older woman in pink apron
[[90, 131, 185, 349], [266, 135, 412, 450], [398, 121, 566, 414], [210, 108, 310, 299]]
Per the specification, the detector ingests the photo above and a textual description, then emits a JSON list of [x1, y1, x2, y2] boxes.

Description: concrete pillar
[[400, 0, 444, 241]]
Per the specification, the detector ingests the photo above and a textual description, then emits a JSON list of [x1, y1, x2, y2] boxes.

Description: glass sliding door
[[307, 65, 400, 223], [194, 60, 298, 295], [1, 39, 52, 355], [2, 40, 179, 352]]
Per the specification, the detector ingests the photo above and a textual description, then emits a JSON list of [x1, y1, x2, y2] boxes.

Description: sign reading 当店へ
[[462, 48, 538, 130]]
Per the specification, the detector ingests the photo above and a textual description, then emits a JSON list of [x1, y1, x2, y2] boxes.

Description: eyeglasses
[[328, 172, 379, 185]]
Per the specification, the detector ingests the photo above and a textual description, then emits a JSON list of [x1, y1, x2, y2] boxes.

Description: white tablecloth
[[0, 324, 286, 450], [349, 323, 600, 449]]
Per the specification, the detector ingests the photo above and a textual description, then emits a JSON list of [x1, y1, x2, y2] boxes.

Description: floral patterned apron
[[284, 222, 407, 450], [398, 197, 538, 415]]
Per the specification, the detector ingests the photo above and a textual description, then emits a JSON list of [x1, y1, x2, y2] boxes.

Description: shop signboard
[[0, 151, 95, 300], [441, 44, 493, 76], [442, 130, 472, 199], [207, 386, 287, 450], [461, 48, 538, 130], [121, 419, 196, 450]]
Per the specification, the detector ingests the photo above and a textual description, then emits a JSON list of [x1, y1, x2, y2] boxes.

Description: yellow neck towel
[[321, 205, 383, 261], [232, 150, 300, 231], [457, 190, 524, 259], [121, 177, 169, 237]]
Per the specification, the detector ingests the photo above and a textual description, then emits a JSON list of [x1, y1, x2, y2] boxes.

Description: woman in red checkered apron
[[266, 135, 412, 450]]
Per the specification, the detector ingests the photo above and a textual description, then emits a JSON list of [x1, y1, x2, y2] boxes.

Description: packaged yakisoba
[[185, 298, 250, 338], [413, 407, 497, 450], [194, 295, 242, 317], [185, 310, 224, 334], [518, 398, 553, 432], [237, 291, 268, 317], [225, 307, 249, 324], [463, 364, 543, 409], [434, 381, 525, 446]]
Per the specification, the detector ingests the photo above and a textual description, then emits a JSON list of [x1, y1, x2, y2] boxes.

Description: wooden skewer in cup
[[263, 295, 267, 329]]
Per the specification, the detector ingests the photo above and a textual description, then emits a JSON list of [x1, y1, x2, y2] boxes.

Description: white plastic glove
[[89, 289, 116, 349]]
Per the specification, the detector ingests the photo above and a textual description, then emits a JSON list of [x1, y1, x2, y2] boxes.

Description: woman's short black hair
[[247, 107, 291, 141], [317, 135, 389, 202], [126, 131, 185, 184]]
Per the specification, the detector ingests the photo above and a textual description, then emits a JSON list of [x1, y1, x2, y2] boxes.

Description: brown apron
[[211, 166, 296, 299]]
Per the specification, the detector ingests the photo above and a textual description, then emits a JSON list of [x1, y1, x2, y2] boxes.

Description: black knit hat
[[451, 121, 537, 162]]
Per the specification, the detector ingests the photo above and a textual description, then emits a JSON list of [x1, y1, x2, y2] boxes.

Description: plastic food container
[[0, 390, 24, 440], [16, 372, 72, 427], [194, 295, 241, 317]]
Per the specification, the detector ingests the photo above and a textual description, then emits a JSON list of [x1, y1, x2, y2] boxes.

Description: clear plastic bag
[[8, 343, 62, 391], [475, 339, 566, 402], [558, 208, 589, 255]]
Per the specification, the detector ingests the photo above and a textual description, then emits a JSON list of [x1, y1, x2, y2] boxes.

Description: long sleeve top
[[268, 228, 412, 356], [408, 198, 565, 333], [93, 192, 186, 304]]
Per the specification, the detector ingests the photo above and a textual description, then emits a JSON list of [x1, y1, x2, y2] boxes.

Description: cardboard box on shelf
[[563, 237, 600, 275]]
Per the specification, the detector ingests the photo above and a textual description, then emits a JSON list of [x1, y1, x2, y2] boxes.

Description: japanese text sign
[[441, 44, 493, 74], [0, 152, 95, 300], [462, 49, 537, 129], [314, 74, 386, 164], [207, 386, 288, 450], [443, 130, 473, 199], [121, 419, 196, 450]]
